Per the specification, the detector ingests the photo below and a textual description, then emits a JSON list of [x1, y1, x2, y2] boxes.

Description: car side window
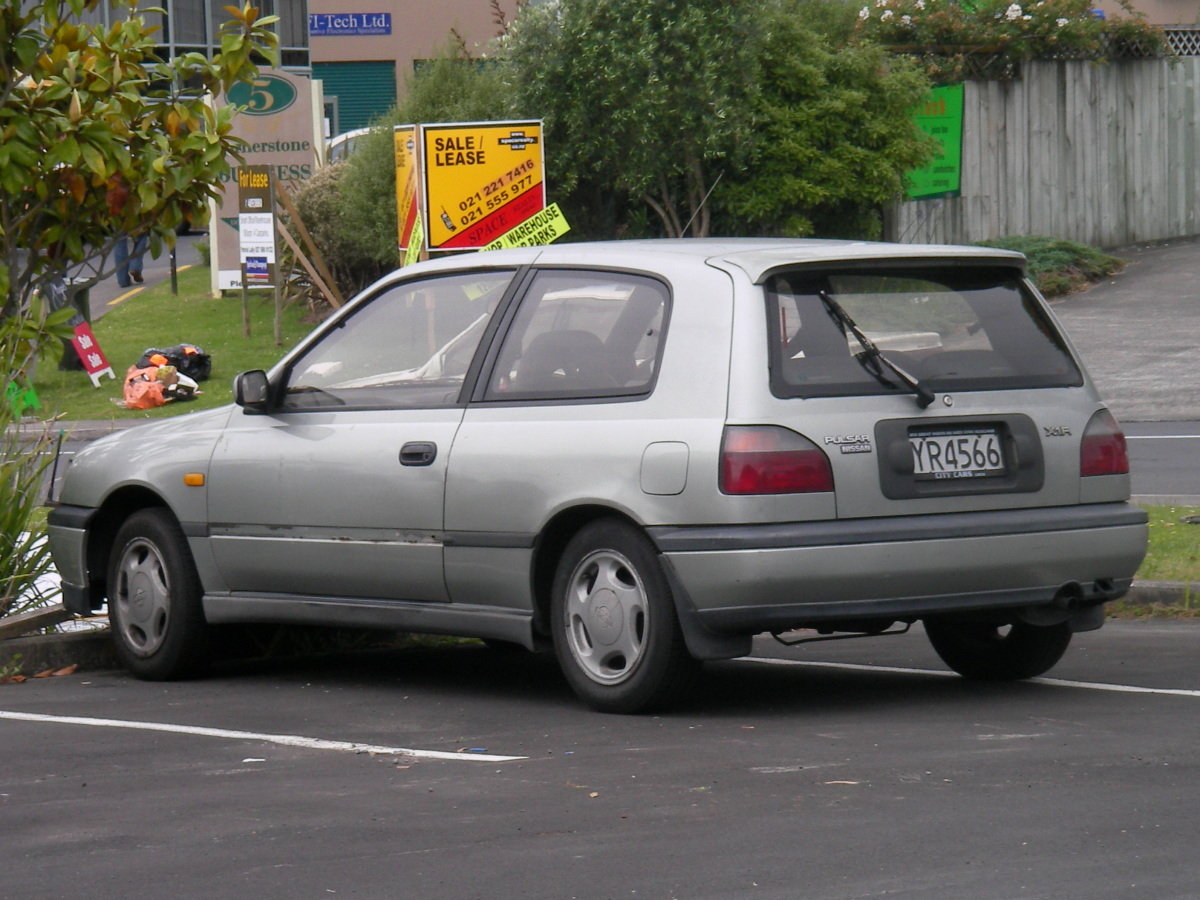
[[484, 270, 669, 401], [281, 271, 514, 410]]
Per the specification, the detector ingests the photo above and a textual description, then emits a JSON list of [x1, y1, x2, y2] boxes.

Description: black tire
[[924, 619, 1072, 681], [107, 508, 209, 680], [551, 519, 699, 713]]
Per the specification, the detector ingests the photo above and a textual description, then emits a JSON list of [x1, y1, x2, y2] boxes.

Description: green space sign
[[907, 83, 964, 201]]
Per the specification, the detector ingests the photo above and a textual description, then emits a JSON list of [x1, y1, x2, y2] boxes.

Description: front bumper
[[650, 502, 1148, 634], [46, 504, 98, 615]]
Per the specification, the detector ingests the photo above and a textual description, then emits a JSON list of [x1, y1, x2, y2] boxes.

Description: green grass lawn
[[1111, 504, 1200, 617], [31, 266, 316, 421], [1137, 505, 1200, 584]]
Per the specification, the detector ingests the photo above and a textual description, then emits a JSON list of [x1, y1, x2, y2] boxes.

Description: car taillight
[[720, 426, 834, 494], [1080, 409, 1130, 476]]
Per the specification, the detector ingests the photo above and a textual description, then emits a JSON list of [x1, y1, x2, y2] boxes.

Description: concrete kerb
[[11, 417, 147, 444], [1, 629, 117, 677]]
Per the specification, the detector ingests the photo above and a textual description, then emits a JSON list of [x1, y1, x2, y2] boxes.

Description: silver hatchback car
[[48, 239, 1148, 712]]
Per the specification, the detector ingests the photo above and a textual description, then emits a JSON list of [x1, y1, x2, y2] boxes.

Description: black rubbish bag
[[137, 344, 212, 381]]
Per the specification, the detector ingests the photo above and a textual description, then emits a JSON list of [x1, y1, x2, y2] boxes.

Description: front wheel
[[551, 520, 698, 713], [107, 508, 209, 680], [924, 619, 1071, 681]]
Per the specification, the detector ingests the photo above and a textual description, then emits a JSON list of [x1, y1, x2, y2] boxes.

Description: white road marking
[[744, 656, 1200, 697], [0, 710, 525, 762]]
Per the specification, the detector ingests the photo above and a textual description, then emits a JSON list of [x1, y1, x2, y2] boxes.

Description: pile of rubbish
[[120, 343, 211, 410]]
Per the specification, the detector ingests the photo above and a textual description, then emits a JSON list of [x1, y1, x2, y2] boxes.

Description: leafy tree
[[504, 0, 758, 238], [1, 0, 277, 624], [715, 0, 937, 238], [0, 0, 279, 325]]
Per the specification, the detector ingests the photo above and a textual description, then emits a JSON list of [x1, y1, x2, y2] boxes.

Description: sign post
[[237, 165, 277, 337]]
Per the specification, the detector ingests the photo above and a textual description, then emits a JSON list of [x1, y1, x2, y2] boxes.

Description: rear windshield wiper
[[817, 289, 935, 409]]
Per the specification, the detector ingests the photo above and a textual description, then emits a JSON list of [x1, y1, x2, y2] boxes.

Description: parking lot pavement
[[3, 621, 1199, 899], [1053, 237, 1200, 423], [84, 231, 207, 319]]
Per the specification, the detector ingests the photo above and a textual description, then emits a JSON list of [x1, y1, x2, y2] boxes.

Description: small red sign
[[71, 322, 116, 387]]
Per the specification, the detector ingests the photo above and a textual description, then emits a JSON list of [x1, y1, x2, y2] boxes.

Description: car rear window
[[764, 264, 1083, 399]]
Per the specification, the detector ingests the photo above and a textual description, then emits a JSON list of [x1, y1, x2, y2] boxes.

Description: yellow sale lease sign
[[422, 120, 545, 250]]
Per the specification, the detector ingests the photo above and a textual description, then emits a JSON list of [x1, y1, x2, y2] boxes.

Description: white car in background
[[325, 126, 372, 164]]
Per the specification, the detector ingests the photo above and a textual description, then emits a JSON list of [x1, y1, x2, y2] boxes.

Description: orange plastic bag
[[122, 365, 167, 409]]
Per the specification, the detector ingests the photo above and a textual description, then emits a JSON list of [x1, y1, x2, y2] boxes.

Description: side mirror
[[234, 370, 271, 414]]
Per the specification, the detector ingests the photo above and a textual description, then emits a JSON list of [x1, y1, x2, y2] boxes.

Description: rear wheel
[[107, 508, 209, 680], [924, 619, 1071, 681], [551, 520, 698, 713]]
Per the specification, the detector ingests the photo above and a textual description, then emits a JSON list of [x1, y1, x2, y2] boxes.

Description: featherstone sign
[[211, 69, 322, 292]]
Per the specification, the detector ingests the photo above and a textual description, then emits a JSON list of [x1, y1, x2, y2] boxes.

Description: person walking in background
[[115, 233, 147, 287]]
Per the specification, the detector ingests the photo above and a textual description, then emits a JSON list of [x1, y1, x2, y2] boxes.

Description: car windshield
[[764, 264, 1082, 399]]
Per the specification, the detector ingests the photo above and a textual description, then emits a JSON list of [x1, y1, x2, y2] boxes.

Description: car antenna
[[680, 171, 724, 237]]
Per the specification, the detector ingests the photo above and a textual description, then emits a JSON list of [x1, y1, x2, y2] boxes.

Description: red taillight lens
[[720, 426, 834, 495], [1080, 409, 1130, 476]]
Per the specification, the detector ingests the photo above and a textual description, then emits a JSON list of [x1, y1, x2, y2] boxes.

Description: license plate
[[910, 426, 1005, 480]]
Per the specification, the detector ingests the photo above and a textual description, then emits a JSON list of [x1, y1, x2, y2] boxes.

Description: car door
[[206, 270, 515, 602], [444, 269, 688, 610]]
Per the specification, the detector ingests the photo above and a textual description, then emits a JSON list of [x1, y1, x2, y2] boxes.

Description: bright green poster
[[907, 84, 964, 200]]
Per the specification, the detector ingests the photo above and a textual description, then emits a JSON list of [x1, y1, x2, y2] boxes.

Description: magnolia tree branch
[[0, 0, 279, 319]]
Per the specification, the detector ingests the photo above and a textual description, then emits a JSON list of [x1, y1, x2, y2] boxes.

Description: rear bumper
[[650, 502, 1148, 634]]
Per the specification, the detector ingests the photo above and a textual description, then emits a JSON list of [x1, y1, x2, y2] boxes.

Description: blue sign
[[308, 13, 391, 36], [245, 257, 270, 283]]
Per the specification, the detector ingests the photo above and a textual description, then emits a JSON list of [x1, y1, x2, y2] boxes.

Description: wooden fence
[[885, 58, 1200, 248]]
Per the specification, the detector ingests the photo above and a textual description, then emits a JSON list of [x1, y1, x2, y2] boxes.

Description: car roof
[[392, 238, 1027, 285]]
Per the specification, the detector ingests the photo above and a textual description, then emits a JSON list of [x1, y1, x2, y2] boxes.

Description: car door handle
[[399, 441, 437, 467]]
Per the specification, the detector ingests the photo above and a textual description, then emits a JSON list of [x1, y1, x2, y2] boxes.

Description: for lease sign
[[422, 120, 545, 250]]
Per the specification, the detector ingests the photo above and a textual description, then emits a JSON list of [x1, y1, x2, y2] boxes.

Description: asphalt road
[[1124, 421, 1200, 503], [3, 622, 1199, 899], [82, 230, 208, 321], [1052, 236, 1200, 423]]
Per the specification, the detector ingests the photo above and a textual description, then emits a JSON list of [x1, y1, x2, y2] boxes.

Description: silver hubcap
[[563, 549, 648, 684], [113, 539, 171, 657]]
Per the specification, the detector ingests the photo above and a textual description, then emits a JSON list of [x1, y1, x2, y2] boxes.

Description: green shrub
[[290, 160, 398, 302], [977, 235, 1124, 297]]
